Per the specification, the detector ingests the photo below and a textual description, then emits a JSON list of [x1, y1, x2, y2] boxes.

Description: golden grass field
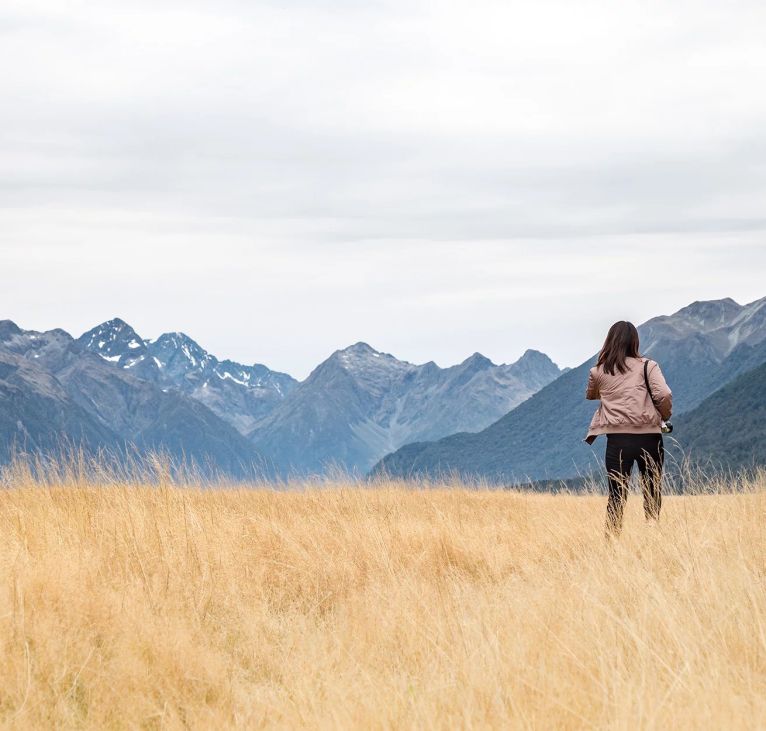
[[0, 464, 764, 729]]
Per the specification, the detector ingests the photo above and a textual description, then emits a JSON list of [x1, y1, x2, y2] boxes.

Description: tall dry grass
[[0, 462, 763, 729]]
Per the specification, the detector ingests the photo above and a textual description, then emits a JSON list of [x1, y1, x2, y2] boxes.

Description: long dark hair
[[597, 321, 640, 375]]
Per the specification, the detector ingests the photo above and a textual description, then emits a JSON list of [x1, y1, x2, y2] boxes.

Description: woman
[[585, 321, 672, 536]]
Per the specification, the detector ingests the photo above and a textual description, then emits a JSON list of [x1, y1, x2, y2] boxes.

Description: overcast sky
[[1, 0, 765, 378]]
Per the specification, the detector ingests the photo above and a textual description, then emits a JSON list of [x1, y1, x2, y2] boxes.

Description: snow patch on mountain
[[75, 319, 298, 436]]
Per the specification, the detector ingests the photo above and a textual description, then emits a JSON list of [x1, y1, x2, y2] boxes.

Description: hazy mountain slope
[[251, 343, 562, 475], [0, 321, 271, 476], [373, 296, 766, 482], [388, 349, 562, 444], [0, 345, 119, 460], [55, 357, 269, 477], [678, 361, 766, 471], [250, 344, 418, 475], [373, 359, 598, 482], [695, 331, 766, 403]]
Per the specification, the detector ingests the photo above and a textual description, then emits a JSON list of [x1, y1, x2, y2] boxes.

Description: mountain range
[[0, 320, 272, 477], [4, 296, 764, 482], [0, 319, 562, 477], [249, 343, 561, 475], [76, 319, 298, 435], [373, 296, 766, 482]]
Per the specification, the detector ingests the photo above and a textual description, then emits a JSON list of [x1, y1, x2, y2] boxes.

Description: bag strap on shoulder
[[643, 359, 657, 405]]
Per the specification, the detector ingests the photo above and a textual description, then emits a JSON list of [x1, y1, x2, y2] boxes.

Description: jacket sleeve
[[586, 368, 600, 400], [648, 361, 672, 420]]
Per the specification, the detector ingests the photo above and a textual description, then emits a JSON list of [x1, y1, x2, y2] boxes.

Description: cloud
[[1, 0, 765, 376]]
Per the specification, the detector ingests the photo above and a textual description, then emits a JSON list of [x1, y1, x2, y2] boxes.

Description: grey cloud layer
[[1, 0, 765, 375]]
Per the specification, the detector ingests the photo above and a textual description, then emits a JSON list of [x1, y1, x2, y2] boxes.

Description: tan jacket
[[585, 357, 672, 442]]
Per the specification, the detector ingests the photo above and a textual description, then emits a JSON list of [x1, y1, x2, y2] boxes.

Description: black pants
[[605, 433, 664, 535]]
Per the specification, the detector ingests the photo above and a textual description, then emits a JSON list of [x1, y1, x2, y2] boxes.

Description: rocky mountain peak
[[297, 343, 418, 408], [94, 317, 136, 337], [515, 348, 557, 369], [674, 298, 742, 330], [77, 319, 146, 362], [516, 348, 549, 363], [47, 328, 72, 339], [642, 296, 766, 359], [509, 349, 561, 383], [332, 343, 405, 370], [149, 332, 212, 371], [340, 342, 377, 356], [459, 352, 494, 371], [0, 320, 22, 340]]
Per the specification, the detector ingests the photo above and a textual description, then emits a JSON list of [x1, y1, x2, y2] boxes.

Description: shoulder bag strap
[[643, 359, 657, 405]]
